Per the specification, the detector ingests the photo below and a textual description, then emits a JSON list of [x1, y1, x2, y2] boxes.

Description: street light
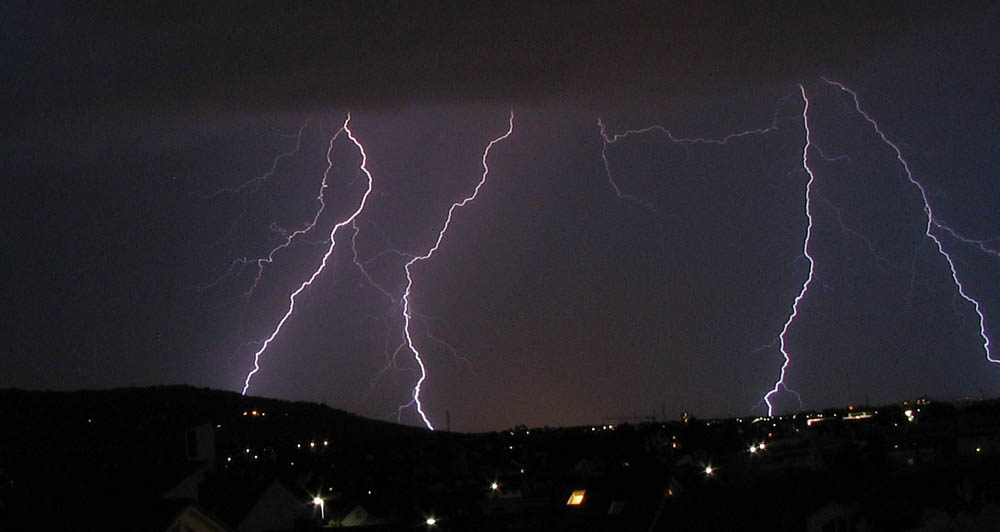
[[312, 496, 324, 519]]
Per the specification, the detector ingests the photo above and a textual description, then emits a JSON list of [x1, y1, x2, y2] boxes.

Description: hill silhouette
[[0, 386, 438, 530]]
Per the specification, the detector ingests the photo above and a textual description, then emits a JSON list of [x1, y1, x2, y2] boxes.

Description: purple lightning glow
[[823, 78, 995, 365], [398, 111, 515, 430], [763, 85, 817, 415], [242, 113, 375, 395]]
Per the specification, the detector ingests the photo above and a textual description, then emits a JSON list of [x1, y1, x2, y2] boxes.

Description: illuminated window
[[566, 490, 586, 506]]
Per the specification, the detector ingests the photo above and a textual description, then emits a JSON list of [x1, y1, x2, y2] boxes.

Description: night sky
[[5, 2, 999, 432]]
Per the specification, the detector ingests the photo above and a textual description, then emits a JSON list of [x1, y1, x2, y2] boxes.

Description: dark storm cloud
[[9, 0, 980, 172], [10, 1, 965, 116]]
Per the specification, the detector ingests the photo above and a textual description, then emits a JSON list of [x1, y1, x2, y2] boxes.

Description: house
[[165, 506, 230, 532]]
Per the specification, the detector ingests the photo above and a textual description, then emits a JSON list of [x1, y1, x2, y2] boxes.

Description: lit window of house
[[566, 490, 586, 506]]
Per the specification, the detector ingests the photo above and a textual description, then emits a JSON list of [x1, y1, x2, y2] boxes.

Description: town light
[[312, 496, 325, 519], [425, 517, 437, 526]]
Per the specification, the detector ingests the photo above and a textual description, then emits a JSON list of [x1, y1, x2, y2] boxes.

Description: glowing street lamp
[[425, 517, 437, 527], [312, 496, 324, 519]]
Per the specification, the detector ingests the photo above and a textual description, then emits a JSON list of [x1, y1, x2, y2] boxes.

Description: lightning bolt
[[197, 120, 314, 252], [763, 85, 817, 415], [350, 219, 404, 303], [398, 111, 515, 430], [823, 78, 995, 365], [190, 120, 319, 293], [241, 127, 347, 298], [196, 119, 313, 200], [598, 119, 658, 212], [936, 224, 1000, 259], [242, 113, 375, 395], [598, 99, 790, 212], [598, 97, 808, 415], [814, 191, 891, 272]]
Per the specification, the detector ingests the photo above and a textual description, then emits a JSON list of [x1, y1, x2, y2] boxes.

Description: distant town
[[2, 386, 999, 531]]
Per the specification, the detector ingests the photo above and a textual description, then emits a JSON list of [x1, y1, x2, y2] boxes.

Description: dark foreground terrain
[[2, 386, 1000, 531]]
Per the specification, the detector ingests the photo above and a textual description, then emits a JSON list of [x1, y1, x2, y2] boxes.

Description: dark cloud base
[[10, 1, 978, 116]]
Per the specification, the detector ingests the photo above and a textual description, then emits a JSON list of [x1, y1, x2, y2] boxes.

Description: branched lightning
[[823, 78, 995, 364], [418, 315, 475, 372], [763, 85, 818, 415], [397, 111, 515, 429], [814, 191, 891, 272], [796, 144, 892, 271], [197, 120, 314, 250], [350, 219, 405, 303], [598, 97, 810, 415], [242, 113, 375, 395], [241, 127, 346, 298], [936, 223, 1000, 259], [196, 120, 313, 202], [598, 101, 790, 211], [193, 123, 342, 298], [597, 119, 658, 212], [222, 81, 991, 425]]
